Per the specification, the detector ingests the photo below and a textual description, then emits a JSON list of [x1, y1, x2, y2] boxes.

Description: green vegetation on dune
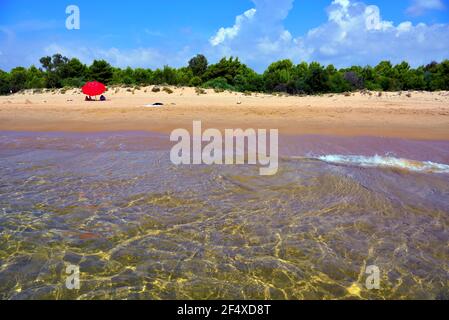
[[1, 53, 448, 95]]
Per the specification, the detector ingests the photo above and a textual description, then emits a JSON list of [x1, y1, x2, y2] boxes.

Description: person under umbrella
[[82, 81, 106, 101]]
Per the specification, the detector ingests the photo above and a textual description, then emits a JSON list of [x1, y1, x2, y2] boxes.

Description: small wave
[[300, 155, 449, 173]]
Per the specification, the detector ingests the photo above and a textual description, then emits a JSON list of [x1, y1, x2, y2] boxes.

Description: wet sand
[[0, 87, 448, 140]]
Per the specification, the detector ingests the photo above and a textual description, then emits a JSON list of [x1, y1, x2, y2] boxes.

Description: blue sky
[[0, 0, 448, 71]]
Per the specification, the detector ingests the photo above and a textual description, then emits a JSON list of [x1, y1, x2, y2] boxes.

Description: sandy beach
[[1, 87, 448, 140]]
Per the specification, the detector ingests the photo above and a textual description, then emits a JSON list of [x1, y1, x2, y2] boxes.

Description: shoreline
[[2, 130, 449, 164], [1, 87, 448, 141]]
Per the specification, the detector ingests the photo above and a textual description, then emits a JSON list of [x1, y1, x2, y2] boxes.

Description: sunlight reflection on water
[[0, 132, 448, 300]]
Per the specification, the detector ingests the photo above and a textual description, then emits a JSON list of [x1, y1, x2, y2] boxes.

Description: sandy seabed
[[0, 87, 448, 140]]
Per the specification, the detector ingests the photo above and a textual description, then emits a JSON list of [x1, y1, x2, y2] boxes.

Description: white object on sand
[[144, 103, 164, 107]]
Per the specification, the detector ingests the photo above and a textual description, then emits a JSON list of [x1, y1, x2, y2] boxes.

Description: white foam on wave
[[314, 155, 449, 173]]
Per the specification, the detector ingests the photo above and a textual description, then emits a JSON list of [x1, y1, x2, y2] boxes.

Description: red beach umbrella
[[82, 81, 106, 97]]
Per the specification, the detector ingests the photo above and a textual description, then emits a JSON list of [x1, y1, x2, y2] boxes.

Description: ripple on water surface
[[0, 132, 448, 300]]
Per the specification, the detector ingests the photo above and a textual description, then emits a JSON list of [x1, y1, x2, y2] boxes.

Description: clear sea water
[[0, 131, 448, 300]]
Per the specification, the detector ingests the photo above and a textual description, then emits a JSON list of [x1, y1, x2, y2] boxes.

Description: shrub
[[188, 54, 208, 77], [152, 86, 161, 93], [61, 77, 85, 88], [163, 87, 174, 94], [203, 77, 234, 91], [273, 83, 288, 93], [189, 76, 202, 87], [195, 87, 206, 95], [344, 71, 364, 89]]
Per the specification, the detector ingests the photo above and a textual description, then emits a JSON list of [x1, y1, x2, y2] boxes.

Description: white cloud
[[43, 44, 192, 69], [210, 9, 256, 46], [303, 0, 449, 66], [208, 0, 449, 70], [1, 36, 194, 71], [1, 0, 448, 72], [207, 0, 302, 70], [407, 0, 445, 16]]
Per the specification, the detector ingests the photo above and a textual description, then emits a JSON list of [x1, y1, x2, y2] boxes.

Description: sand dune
[[0, 86, 448, 140]]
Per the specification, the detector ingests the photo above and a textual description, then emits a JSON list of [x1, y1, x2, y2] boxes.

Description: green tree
[[375, 61, 394, 77], [9, 67, 28, 92], [203, 77, 234, 90], [263, 59, 294, 92], [189, 76, 202, 87], [188, 54, 208, 77], [25, 66, 46, 89], [328, 72, 352, 93], [134, 68, 153, 85], [152, 66, 178, 85], [374, 60, 401, 91], [0, 70, 11, 94], [175, 67, 193, 86], [203, 57, 246, 85], [39, 56, 53, 72], [119, 67, 136, 85], [38, 54, 75, 88], [439, 60, 449, 90], [89, 60, 113, 84], [405, 68, 426, 90], [430, 60, 449, 90], [326, 64, 337, 76], [65, 58, 87, 78], [56, 58, 87, 88], [52, 54, 69, 69], [3, 53, 449, 95], [161, 66, 178, 85], [305, 62, 329, 93], [343, 71, 364, 89]]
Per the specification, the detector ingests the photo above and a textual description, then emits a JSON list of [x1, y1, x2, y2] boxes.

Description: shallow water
[[0, 132, 448, 300]]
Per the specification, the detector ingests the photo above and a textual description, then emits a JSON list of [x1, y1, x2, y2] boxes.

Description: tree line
[[1, 53, 448, 95]]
